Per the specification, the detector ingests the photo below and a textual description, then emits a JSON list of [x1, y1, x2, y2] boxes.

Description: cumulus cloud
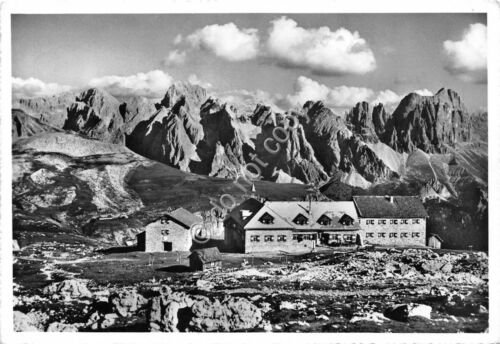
[[88, 70, 174, 98], [284, 76, 374, 109], [443, 23, 487, 83], [163, 49, 186, 67], [371, 89, 402, 106], [413, 89, 434, 96], [214, 88, 284, 113], [185, 22, 259, 61], [187, 74, 213, 89], [12, 77, 72, 99], [266, 17, 376, 76]]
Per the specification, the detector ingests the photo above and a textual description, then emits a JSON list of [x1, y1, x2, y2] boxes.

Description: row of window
[[364, 219, 421, 225], [365, 232, 421, 238], [250, 234, 319, 242]]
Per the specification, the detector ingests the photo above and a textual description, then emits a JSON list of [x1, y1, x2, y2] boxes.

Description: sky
[[11, 13, 487, 113]]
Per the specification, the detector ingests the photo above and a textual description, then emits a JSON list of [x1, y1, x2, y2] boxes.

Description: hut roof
[[353, 196, 428, 218], [189, 247, 221, 263]]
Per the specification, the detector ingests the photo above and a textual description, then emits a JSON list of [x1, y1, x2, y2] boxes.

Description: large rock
[[148, 288, 262, 332], [13, 311, 41, 332], [46, 322, 80, 332], [43, 279, 92, 300], [384, 303, 432, 321], [109, 289, 148, 317]]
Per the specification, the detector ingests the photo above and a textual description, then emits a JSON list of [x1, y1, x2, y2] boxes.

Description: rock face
[[190, 98, 259, 178], [126, 83, 206, 171], [64, 88, 125, 144], [119, 96, 157, 134], [383, 88, 471, 153], [12, 109, 62, 141], [13, 91, 77, 128], [372, 103, 389, 137], [300, 101, 347, 175], [345, 101, 378, 142], [109, 290, 148, 317]]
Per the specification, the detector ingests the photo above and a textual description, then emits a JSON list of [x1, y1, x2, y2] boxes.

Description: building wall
[[143, 219, 192, 252], [358, 217, 426, 246], [244, 229, 320, 253], [428, 236, 442, 249]]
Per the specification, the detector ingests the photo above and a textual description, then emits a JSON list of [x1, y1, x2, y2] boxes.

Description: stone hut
[[189, 247, 222, 271]]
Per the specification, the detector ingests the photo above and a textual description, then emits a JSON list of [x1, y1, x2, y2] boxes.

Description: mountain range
[[12, 82, 488, 249]]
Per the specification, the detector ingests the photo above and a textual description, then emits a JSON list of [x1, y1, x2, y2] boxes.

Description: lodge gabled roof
[[352, 196, 428, 218]]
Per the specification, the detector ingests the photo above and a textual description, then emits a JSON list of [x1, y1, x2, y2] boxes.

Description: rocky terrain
[[13, 246, 488, 332]]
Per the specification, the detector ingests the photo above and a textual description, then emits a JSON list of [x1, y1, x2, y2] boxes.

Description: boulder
[[46, 322, 79, 332], [384, 303, 432, 321], [109, 289, 147, 317], [43, 279, 92, 300], [13, 311, 40, 332]]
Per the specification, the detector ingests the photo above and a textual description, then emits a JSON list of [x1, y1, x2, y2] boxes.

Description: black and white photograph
[[0, 0, 499, 342]]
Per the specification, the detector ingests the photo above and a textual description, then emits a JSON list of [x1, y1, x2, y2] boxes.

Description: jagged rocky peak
[[372, 103, 388, 137], [160, 82, 207, 111], [119, 96, 157, 134], [383, 88, 471, 153], [346, 101, 378, 142], [12, 91, 78, 128], [63, 88, 125, 144]]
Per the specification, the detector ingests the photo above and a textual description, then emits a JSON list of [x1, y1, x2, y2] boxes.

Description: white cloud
[[187, 74, 213, 89], [12, 77, 72, 98], [88, 70, 174, 98], [214, 89, 284, 113], [185, 22, 259, 61], [371, 89, 402, 106], [413, 89, 434, 96], [266, 16, 376, 76], [443, 23, 487, 83], [173, 34, 183, 45], [163, 49, 186, 67], [284, 76, 374, 109]]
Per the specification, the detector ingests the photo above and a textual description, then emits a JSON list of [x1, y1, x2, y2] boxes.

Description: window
[[366, 232, 374, 238], [293, 214, 309, 225], [250, 235, 260, 242], [378, 232, 386, 238], [277, 235, 287, 242], [330, 234, 341, 241], [390, 219, 398, 225], [339, 214, 354, 226], [366, 219, 375, 225], [389, 232, 397, 238], [317, 214, 332, 226], [343, 234, 355, 241], [401, 219, 409, 225], [264, 235, 274, 242], [412, 219, 420, 224], [259, 213, 274, 224], [412, 232, 420, 238], [378, 219, 387, 225], [401, 232, 408, 238]]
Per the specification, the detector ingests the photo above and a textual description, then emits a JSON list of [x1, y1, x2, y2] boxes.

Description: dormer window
[[317, 214, 332, 226], [259, 212, 274, 224], [293, 213, 309, 225], [339, 214, 354, 226]]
